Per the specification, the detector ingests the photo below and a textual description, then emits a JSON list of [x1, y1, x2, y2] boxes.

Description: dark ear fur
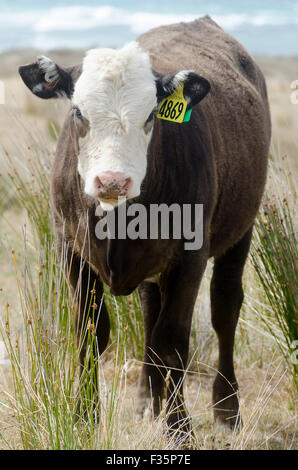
[[18, 56, 80, 99], [156, 70, 210, 108]]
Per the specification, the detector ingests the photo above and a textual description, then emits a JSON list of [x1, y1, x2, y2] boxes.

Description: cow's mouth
[[110, 285, 135, 296], [108, 270, 138, 296], [98, 197, 127, 211]]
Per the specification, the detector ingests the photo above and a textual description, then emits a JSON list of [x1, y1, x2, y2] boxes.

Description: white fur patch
[[161, 70, 192, 95], [72, 42, 157, 204], [37, 55, 60, 83], [172, 70, 192, 87], [32, 83, 44, 94], [172, 70, 194, 103]]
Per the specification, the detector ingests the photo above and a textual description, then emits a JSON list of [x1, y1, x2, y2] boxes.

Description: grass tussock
[[251, 155, 298, 390], [0, 239, 147, 449]]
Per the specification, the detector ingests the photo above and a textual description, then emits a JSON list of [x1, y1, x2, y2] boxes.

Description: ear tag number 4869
[[157, 84, 192, 124]]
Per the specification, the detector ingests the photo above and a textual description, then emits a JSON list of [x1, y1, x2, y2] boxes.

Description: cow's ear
[[18, 56, 77, 99], [156, 70, 210, 107]]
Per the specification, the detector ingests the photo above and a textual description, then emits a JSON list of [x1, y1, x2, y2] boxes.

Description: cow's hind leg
[[211, 226, 253, 429], [136, 281, 164, 419]]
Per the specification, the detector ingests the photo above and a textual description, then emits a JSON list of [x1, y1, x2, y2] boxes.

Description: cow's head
[[19, 42, 210, 210]]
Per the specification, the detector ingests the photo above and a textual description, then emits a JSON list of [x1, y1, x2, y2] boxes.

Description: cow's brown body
[[21, 17, 271, 439]]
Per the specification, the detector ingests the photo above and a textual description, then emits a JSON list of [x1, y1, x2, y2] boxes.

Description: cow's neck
[[140, 115, 209, 205]]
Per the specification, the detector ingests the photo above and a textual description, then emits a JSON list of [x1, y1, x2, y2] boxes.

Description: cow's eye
[[72, 107, 89, 137], [143, 111, 155, 134], [146, 112, 154, 123], [74, 107, 83, 121]]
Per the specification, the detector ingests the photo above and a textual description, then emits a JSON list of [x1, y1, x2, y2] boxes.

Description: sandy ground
[[0, 49, 297, 449]]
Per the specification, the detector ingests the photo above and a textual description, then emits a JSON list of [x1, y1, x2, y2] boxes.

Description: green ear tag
[[183, 108, 192, 122]]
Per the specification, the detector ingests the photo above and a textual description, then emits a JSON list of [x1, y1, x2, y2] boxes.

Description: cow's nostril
[[121, 177, 132, 191], [94, 176, 103, 189]]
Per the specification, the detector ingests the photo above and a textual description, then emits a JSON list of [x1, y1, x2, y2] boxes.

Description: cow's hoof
[[169, 435, 196, 450], [136, 405, 154, 422], [135, 392, 152, 420], [166, 409, 194, 449], [167, 424, 195, 449], [212, 375, 241, 431], [213, 410, 242, 431], [135, 387, 162, 420]]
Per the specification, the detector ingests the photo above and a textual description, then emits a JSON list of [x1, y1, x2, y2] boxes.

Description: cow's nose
[[94, 172, 132, 200]]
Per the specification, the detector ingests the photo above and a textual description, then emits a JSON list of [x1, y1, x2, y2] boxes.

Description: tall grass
[[251, 155, 298, 390], [0, 241, 136, 449]]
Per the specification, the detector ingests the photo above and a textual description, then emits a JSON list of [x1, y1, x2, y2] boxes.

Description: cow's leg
[[136, 281, 163, 418], [211, 226, 253, 429], [150, 252, 208, 438], [65, 251, 110, 418]]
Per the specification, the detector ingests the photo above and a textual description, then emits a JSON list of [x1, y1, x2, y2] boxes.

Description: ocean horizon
[[0, 0, 298, 55]]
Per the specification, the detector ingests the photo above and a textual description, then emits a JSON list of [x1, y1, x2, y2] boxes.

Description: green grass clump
[[251, 158, 298, 391], [0, 243, 130, 449]]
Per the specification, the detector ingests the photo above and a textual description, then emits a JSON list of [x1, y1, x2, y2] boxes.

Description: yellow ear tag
[[157, 84, 188, 124]]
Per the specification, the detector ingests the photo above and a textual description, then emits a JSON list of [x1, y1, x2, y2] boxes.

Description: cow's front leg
[[151, 251, 208, 440]]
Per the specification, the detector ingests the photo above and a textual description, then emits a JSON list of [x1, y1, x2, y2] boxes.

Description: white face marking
[[72, 42, 157, 208]]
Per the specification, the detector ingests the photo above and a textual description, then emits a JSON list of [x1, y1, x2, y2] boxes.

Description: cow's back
[[138, 16, 271, 256]]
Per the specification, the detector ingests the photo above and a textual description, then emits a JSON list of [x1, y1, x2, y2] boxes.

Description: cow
[[19, 16, 271, 441]]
